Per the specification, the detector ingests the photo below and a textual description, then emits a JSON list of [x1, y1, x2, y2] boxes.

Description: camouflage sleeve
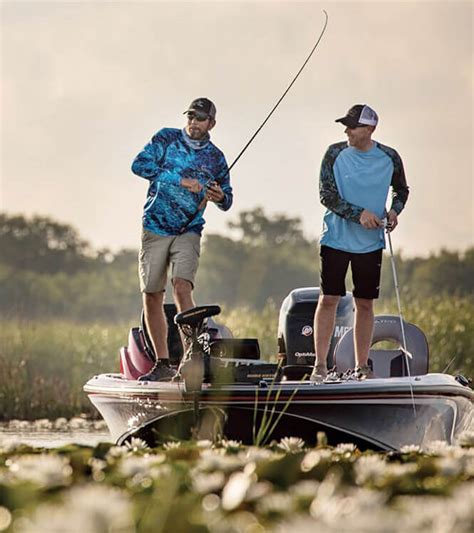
[[131, 129, 181, 186], [319, 143, 364, 223], [378, 144, 409, 214], [215, 154, 233, 212]]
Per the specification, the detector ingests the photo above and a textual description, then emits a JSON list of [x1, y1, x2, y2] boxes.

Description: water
[[0, 429, 112, 448], [0, 420, 112, 448]]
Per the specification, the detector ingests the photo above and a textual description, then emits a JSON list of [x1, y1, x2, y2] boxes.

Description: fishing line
[[182, 10, 329, 229], [226, 10, 329, 174]]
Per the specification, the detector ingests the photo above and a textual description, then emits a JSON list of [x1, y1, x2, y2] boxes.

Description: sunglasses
[[187, 111, 210, 122], [346, 123, 370, 130]]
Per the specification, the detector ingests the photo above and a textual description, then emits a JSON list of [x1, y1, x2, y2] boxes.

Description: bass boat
[[84, 288, 473, 451]]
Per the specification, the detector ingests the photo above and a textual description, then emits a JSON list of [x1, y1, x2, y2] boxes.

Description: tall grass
[[376, 296, 473, 375], [0, 296, 472, 420], [0, 321, 130, 420]]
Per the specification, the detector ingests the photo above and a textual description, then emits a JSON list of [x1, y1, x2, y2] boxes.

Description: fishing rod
[[385, 223, 417, 418], [226, 9, 329, 175], [181, 10, 329, 228]]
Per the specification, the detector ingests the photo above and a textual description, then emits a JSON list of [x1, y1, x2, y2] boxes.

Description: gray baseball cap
[[183, 97, 216, 119], [336, 104, 378, 128]]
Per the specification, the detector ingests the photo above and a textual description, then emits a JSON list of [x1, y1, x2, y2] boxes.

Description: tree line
[[0, 211, 472, 321]]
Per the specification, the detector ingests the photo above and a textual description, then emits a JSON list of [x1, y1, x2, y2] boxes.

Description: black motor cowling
[[278, 287, 354, 367]]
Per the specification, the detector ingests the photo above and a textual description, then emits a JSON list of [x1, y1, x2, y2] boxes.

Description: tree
[[228, 207, 309, 246], [0, 213, 91, 274], [196, 208, 319, 309]]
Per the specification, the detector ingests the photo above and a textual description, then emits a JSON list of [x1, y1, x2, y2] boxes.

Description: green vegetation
[[1, 211, 473, 320], [0, 296, 472, 421], [0, 211, 473, 420], [0, 436, 473, 532]]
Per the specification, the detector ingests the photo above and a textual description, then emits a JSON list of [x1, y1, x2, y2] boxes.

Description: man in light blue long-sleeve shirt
[[131, 98, 233, 381], [311, 104, 409, 382]]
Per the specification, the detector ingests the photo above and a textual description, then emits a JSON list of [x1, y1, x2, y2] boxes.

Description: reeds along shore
[[0, 296, 473, 420]]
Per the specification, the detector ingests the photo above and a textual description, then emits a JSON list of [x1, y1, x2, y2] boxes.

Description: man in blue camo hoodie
[[131, 98, 233, 381], [311, 104, 409, 383]]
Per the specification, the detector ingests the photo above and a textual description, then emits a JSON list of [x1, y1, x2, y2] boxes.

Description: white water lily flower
[[241, 446, 276, 463], [334, 443, 357, 455], [88, 458, 107, 482], [7, 454, 72, 488], [16, 484, 135, 533], [334, 443, 357, 454], [118, 454, 166, 481], [277, 437, 305, 453], [124, 437, 149, 453], [219, 439, 242, 452], [424, 440, 456, 456], [192, 471, 226, 494], [311, 485, 387, 525], [353, 454, 387, 485], [198, 449, 247, 473], [163, 441, 182, 450], [33, 419, 53, 430], [92, 420, 108, 431], [400, 444, 421, 454], [300, 449, 333, 472], [426, 440, 474, 461], [355, 456, 417, 486], [68, 417, 89, 430], [435, 456, 463, 477], [196, 440, 213, 449], [106, 445, 128, 460], [8, 420, 30, 430], [53, 418, 68, 430]]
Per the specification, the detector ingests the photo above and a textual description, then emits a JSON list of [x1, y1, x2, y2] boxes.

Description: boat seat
[[174, 305, 221, 327], [333, 315, 429, 377]]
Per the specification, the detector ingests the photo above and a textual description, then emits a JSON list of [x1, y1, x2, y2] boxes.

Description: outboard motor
[[278, 287, 354, 368]]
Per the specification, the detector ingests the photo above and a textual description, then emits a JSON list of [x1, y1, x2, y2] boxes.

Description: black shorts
[[320, 245, 383, 300]]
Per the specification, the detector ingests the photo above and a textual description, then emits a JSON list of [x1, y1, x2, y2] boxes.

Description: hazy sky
[[1, 0, 473, 257]]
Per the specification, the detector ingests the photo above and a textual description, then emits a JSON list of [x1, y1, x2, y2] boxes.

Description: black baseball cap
[[335, 104, 378, 128], [183, 97, 216, 119]]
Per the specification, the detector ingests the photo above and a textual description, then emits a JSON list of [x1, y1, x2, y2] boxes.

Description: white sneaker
[[310, 364, 327, 383]]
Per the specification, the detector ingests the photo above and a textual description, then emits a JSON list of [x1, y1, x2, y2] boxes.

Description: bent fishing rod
[[181, 10, 329, 230], [226, 9, 329, 175]]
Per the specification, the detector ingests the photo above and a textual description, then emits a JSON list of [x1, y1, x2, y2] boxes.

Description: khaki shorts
[[138, 230, 201, 293]]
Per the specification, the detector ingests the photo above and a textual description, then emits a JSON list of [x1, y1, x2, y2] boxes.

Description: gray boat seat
[[333, 315, 429, 377]]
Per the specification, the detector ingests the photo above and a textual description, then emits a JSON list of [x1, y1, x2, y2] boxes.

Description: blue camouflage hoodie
[[131, 128, 233, 236]]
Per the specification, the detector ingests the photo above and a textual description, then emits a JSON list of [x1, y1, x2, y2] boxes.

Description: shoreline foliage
[[1, 211, 473, 321], [0, 294, 472, 421]]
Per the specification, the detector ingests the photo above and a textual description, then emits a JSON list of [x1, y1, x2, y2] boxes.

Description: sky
[[1, 0, 473, 257]]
